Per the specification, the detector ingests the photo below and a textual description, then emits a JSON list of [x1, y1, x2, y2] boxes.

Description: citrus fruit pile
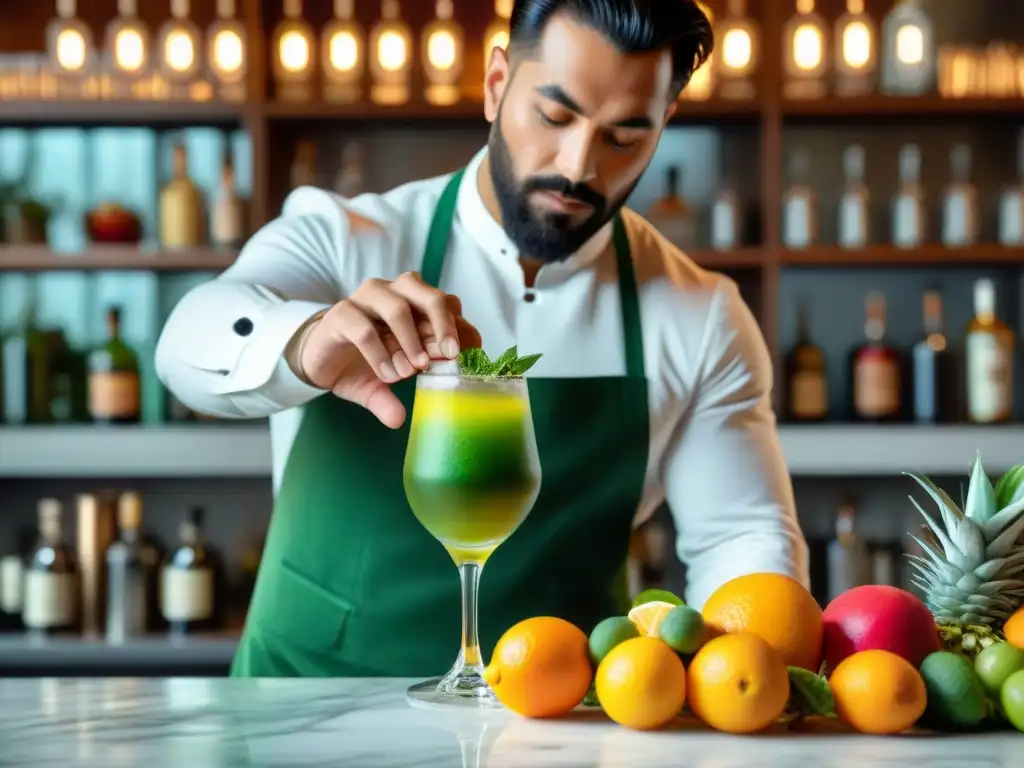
[[481, 577, 1024, 736]]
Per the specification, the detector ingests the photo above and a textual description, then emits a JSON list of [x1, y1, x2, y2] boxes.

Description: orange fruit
[[829, 649, 927, 734], [701, 572, 823, 671], [1005, 607, 1024, 649], [595, 636, 686, 730], [483, 617, 592, 718], [686, 632, 790, 734], [627, 600, 677, 636]]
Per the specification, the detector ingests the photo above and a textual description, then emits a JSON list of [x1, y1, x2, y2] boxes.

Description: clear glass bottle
[[892, 144, 926, 248], [827, 498, 870, 603], [782, 147, 816, 248], [159, 141, 204, 249], [881, 0, 935, 95], [838, 144, 869, 249], [834, 0, 877, 96], [942, 143, 979, 248], [106, 491, 154, 644], [783, 0, 828, 99], [87, 306, 140, 424], [210, 148, 246, 250], [998, 128, 1024, 246], [965, 279, 1014, 424], [23, 498, 79, 637]]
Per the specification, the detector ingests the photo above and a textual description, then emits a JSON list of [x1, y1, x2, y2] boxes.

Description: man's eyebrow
[[534, 84, 654, 129]]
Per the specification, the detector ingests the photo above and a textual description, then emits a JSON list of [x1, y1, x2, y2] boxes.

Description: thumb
[[361, 382, 407, 429]]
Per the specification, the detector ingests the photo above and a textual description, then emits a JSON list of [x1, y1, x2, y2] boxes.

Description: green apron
[[231, 168, 651, 677]]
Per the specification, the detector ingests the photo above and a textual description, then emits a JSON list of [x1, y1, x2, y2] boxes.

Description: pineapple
[[904, 455, 1024, 659]]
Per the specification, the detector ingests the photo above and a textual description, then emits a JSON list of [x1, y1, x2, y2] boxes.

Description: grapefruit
[[822, 585, 940, 672]]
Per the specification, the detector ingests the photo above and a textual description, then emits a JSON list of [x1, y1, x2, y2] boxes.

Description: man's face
[[483, 12, 677, 262]]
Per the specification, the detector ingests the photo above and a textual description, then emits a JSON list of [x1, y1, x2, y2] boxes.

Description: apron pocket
[[252, 558, 355, 654]]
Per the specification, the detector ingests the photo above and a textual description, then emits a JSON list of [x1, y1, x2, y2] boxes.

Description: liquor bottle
[[782, 147, 816, 249], [290, 139, 319, 190], [159, 141, 204, 249], [88, 306, 140, 424], [998, 128, 1024, 246], [23, 498, 79, 637], [210, 148, 246, 250], [646, 165, 696, 249], [965, 278, 1015, 424], [942, 144, 979, 248], [160, 507, 215, 637], [0, 548, 24, 632], [837, 144, 869, 249], [106, 492, 156, 644], [834, 0, 877, 97], [827, 498, 870, 603], [849, 292, 903, 422], [710, 180, 742, 251], [784, 302, 828, 421], [912, 290, 956, 423], [76, 493, 115, 638], [880, 0, 935, 96], [892, 144, 926, 248], [1, 296, 57, 424], [333, 141, 366, 199]]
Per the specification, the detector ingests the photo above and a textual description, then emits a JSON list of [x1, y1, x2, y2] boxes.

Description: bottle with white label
[[23, 499, 79, 637], [210, 149, 247, 250], [160, 508, 215, 637], [838, 144, 870, 249], [827, 499, 870, 603], [942, 143, 979, 248], [892, 144, 926, 248], [998, 128, 1024, 246], [106, 492, 156, 644], [782, 146, 816, 249], [965, 278, 1015, 424]]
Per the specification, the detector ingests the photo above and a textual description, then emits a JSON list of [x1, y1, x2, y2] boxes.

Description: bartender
[[156, 0, 809, 677]]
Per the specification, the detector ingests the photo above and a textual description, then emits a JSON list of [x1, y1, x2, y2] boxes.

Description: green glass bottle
[[87, 306, 140, 424]]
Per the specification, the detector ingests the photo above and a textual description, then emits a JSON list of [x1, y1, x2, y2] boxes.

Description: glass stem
[[459, 562, 482, 667]]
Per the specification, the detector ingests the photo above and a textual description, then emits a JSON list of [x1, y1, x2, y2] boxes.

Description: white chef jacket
[[155, 146, 809, 609]]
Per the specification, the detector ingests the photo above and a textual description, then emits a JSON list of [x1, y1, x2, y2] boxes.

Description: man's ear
[[483, 47, 511, 123]]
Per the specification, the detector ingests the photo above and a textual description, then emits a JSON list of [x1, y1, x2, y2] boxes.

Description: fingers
[[331, 301, 397, 382], [350, 278, 430, 369], [391, 272, 460, 359]]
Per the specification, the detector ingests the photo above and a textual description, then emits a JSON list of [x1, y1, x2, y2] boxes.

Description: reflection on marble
[[0, 677, 1019, 767]]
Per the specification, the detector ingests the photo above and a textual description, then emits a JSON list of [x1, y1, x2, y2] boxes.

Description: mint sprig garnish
[[457, 345, 542, 378]]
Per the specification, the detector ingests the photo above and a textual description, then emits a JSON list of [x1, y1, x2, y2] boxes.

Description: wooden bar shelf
[[0, 246, 238, 273], [780, 244, 1024, 267], [0, 100, 251, 127], [781, 95, 1024, 120]]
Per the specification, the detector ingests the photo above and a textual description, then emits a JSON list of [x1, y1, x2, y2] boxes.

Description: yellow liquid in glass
[[403, 387, 540, 565]]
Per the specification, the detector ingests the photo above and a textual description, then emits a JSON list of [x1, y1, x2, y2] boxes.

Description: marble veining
[[0, 677, 1019, 767]]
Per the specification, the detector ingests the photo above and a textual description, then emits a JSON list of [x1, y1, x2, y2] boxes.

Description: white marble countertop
[[0, 677, 1020, 767]]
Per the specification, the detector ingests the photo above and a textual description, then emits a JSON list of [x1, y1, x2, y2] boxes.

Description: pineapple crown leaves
[[457, 345, 542, 378]]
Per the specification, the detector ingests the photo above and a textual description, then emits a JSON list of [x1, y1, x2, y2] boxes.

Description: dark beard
[[487, 120, 639, 263]]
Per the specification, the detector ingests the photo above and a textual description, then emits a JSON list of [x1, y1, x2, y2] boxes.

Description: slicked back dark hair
[[508, 0, 714, 95]]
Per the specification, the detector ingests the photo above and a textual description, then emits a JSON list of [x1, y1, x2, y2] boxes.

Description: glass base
[[406, 655, 504, 711]]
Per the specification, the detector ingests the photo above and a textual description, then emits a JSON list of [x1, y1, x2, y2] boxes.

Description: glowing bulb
[[114, 28, 145, 71], [212, 29, 244, 74], [279, 30, 310, 73], [793, 24, 822, 71], [895, 24, 923, 65], [427, 30, 456, 71], [164, 29, 195, 72], [487, 29, 509, 53], [329, 30, 359, 72], [55, 28, 86, 71], [721, 28, 752, 70], [841, 21, 871, 69], [377, 30, 407, 72]]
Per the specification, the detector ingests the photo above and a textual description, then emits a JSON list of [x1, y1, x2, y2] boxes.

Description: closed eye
[[536, 107, 571, 127]]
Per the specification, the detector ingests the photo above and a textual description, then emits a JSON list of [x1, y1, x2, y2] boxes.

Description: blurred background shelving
[[1, 0, 1024, 676]]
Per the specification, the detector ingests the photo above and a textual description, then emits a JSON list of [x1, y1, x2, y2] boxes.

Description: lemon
[[627, 600, 677, 637], [595, 636, 686, 730]]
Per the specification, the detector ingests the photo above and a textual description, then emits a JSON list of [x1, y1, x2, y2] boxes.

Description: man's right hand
[[293, 272, 482, 428]]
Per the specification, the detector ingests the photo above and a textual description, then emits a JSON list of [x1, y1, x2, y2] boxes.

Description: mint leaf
[[786, 666, 835, 717], [457, 345, 541, 378], [631, 589, 684, 608]]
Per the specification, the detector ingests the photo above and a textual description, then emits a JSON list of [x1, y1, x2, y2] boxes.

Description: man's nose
[[554, 127, 598, 186]]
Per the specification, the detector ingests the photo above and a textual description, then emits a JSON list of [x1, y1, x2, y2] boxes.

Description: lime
[[630, 589, 683, 609], [975, 642, 1024, 697], [1001, 668, 1024, 732], [657, 605, 708, 655], [918, 651, 988, 731], [589, 616, 640, 667]]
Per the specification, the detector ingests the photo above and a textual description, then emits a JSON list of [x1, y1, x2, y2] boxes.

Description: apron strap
[[420, 168, 465, 288], [419, 166, 646, 380], [612, 215, 645, 380]]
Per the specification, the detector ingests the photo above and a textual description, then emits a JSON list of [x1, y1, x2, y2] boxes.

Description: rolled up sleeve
[[156, 194, 351, 419], [662, 279, 809, 610]]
